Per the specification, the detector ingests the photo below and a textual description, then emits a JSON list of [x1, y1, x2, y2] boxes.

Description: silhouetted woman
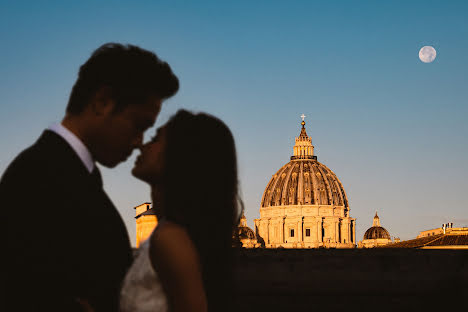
[[120, 110, 242, 312]]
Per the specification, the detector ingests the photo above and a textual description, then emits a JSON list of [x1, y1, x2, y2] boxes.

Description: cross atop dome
[[298, 114, 309, 138], [300, 114, 306, 127]]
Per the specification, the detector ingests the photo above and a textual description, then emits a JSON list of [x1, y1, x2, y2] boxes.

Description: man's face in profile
[[92, 95, 162, 168]]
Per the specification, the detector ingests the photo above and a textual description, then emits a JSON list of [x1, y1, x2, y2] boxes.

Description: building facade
[[417, 222, 454, 238], [385, 224, 468, 249], [134, 202, 158, 247], [254, 117, 356, 248]]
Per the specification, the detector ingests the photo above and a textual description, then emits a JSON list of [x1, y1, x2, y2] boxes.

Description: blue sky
[[1, 1, 467, 244]]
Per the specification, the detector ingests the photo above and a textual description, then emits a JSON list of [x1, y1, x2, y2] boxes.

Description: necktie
[[90, 166, 103, 188]]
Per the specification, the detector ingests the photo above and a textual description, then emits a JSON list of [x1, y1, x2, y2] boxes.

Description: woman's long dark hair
[[161, 110, 242, 311]]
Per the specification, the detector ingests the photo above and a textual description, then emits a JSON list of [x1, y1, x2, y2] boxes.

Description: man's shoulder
[[1, 137, 46, 180], [1, 130, 87, 188]]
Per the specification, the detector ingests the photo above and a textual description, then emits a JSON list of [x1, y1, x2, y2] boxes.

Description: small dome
[[364, 226, 391, 240], [238, 226, 256, 240], [237, 214, 256, 240], [363, 212, 391, 240]]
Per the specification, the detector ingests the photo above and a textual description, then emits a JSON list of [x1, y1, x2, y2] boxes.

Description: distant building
[[235, 214, 259, 248], [358, 212, 392, 248], [384, 224, 468, 249], [417, 222, 454, 238], [254, 116, 356, 248], [134, 202, 157, 247]]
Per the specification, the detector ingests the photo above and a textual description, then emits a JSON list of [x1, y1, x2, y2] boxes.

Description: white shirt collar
[[48, 123, 95, 173]]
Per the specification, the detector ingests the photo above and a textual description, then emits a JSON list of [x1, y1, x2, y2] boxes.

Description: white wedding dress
[[120, 239, 169, 312]]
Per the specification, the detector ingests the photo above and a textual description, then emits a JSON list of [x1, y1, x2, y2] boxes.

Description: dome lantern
[[239, 214, 248, 227], [291, 114, 316, 160], [372, 212, 381, 227]]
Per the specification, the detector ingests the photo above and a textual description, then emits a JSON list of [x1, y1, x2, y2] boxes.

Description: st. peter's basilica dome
[[255, 116, 356, 248], [261, 127, 349, 210]]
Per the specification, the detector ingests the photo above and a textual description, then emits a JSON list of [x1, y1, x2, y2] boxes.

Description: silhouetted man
[[1, 43, 179, 311]]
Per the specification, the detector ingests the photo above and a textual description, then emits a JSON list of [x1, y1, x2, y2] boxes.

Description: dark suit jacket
[[1, 130, 133, 311]]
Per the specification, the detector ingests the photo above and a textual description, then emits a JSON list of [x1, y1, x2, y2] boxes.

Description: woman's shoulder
[[149, 223, 207, 311], [150, 221, 199, 264], [151, 221, 191, 244]]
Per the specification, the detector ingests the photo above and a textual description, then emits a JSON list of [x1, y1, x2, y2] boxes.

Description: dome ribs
[[333, 172, 349, 208], [262, 163, 287, 207], [324, 167, 341, 206], [364, 226, 391, 240], [330, 171, 347, 207], [301, 162, 312, 205], [311, 162, 327, 205], [297, 162, 304, 205], [261, 171, 277, 207], [273, 164, 289, 206], [292, 165, 300, 205], [316, 164, 333, 205], [261, 161, 348, 209], [303, 161, 314, 205], [281, 164, 296, 205], [309, 162, 322, 205]]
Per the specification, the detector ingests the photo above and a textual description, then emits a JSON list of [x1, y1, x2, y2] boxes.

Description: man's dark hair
[[66, 43, 179, 114]]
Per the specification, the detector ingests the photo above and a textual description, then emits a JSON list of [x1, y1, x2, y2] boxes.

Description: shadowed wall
[[232, 249, 468, 311]]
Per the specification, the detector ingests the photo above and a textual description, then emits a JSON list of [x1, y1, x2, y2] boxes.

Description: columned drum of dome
[[254, 117, 356, 248]]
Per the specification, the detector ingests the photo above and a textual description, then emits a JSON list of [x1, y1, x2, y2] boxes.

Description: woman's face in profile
[[132, 127, 167, 184]]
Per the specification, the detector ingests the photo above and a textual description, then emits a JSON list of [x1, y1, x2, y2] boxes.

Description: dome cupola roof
[[261, 116, 349, 208], [363, 212, 391, 240], [237, 214, 256, 239]]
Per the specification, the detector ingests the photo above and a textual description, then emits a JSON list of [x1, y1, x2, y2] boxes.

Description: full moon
[[419, 46, 437, 63]]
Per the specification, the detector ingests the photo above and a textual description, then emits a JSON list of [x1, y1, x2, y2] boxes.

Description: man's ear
[[90, 86, 116, 116]]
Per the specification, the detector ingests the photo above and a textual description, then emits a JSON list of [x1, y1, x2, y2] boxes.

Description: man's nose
[[132, 134, 144, 149]]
